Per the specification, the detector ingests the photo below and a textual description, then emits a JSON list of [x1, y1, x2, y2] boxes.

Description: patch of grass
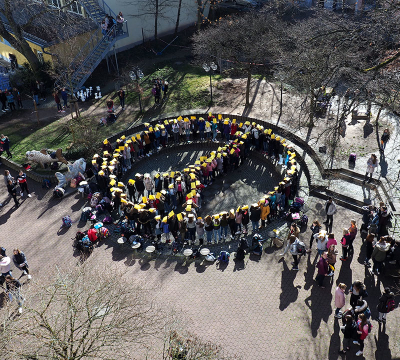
[[7, 62, 225, 166], [126, 62, 223, 113]]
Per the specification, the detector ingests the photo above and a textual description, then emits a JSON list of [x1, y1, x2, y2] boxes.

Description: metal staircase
[[54, 0, 128, 93]]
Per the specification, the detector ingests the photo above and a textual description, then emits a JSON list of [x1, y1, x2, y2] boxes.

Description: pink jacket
[[335, 287, 345, 309], [327, 238, 337, 249]]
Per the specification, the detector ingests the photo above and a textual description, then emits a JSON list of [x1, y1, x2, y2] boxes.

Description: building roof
[[0, 0, 97, 47]]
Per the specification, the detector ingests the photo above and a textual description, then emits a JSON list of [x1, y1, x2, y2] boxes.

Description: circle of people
[[76, 114, 300, 249]]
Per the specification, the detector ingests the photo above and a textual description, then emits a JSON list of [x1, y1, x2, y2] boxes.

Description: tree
[[0, 0, 78, 78], [192, 11, 285, 106], [1, 263, 162, 360], [129, 0, 177, 41]]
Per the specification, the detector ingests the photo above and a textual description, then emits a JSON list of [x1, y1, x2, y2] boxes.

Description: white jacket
[[0, 256, 11, 274], [326, 201, 337, 216]]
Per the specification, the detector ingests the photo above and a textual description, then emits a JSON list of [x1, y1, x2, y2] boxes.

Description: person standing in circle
[[17, 170, 31, 198], [12, 249, 32, 280]]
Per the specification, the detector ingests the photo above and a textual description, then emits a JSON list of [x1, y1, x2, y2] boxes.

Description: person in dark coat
[[7, 179, 19, 207], [377, 287, 395, 324], [0, 134, 12, 158], [12, 249, 31, 279]]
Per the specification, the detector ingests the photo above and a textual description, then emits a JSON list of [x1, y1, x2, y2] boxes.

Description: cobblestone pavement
[[1, 148, 399, 360]]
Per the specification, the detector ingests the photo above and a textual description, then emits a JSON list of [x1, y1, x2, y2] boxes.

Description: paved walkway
[[1, 146, 399, 359]]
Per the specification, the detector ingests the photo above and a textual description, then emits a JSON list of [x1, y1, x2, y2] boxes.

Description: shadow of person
[[279, 260, 301, 311], [328, 316, 342, 360], [379, 154, 388, 178], [335, 259, 353, 295], [303, 253, 317, 291], [304, 281, 333, 338], [374, 325, 392, 359], [233, 258, 245, 272]]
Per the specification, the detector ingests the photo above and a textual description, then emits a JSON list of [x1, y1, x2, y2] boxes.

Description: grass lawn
[[125, 62, 221, 113], [4, 62, 222, 167]]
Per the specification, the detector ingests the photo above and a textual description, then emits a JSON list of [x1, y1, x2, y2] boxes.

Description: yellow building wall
[[0, 39, 52, 66], [0, 29, 96, 68], [48, 29, 97, 65]]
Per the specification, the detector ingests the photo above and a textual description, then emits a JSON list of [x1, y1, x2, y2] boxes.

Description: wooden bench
[[352, 110, 370, 121]]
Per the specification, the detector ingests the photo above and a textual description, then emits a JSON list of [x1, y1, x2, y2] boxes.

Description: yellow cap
[[98, 170, 105, 176], [128, 179, 135, 185], [103, 151, 109, 156], [103, 139, 108, 144], [121, 135, 126, 140], [271, 134, 275, 139], [168, 184, 174, 189], [142, 196, 147, 203], [148, 195, 155, 200], [155, 215, 161, 221], [118, 182, 124, 187], [168, 211, 175, 218], [162, 216, 168, 223], [177, 213, 183, 221], [214, 214, 220, 219], [156, 192, 161, 199], [224, 120, 229, 125], [242, 205, 249, 210], [92, 160, 96, 164], [155, 173, 160, 178], [149, 208, 156, 213], [110, 179, 116, 186], [185, 205, 192, 212], [121, 198, 128, 204], [232, 119, 236, 124]]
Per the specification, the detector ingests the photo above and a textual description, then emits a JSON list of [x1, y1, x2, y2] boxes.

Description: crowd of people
[[75, 116, 300, 250], [0, 88, 23, 112]]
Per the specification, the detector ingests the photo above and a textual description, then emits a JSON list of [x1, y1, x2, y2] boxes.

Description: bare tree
[[0, 0, 80, 77], [192, 11, 285, 106], [128, 0, 177, 41], [1, 263, 163, 360]]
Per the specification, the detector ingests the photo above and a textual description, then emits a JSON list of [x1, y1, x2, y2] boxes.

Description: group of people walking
[[4, 169, 32, 208]]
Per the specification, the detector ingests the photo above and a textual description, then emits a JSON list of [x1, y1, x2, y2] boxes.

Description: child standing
[[17, 170, 31, 198], [334, 283, 347, 318]]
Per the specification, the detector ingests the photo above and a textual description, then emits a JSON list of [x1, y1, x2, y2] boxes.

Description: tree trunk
[[245, 70, 252, 107], [277, 81, 283, 124], [155, 0, 158, 40], [174, 0, 183, 36], [308, 91, 315, 127], [196, 0, 205, 31]]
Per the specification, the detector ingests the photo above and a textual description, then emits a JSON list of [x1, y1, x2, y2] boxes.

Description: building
[[0, 0, 207, 92]]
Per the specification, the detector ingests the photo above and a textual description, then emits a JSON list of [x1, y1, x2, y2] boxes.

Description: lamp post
[[129, 67, 144, 112], [203, 62, 218, 104]]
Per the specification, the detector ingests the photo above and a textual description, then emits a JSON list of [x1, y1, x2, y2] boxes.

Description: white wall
[[104, 0, 209, 52]]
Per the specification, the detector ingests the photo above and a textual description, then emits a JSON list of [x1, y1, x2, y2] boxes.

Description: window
[[37, 51, 44, 64], [69, 1, 84, 15], [48, 0, 61, 8]]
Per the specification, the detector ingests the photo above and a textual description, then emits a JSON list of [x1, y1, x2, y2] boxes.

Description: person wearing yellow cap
[[251, 125, 260, 151], [211, 116, 218, 142], [235, 207, 243, 234], [213, 214, 221, 243], [222, 118, 231, 142], [250, 203, 261, 233]]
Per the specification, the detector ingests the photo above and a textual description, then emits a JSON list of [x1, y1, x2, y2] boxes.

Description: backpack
[[62, 215, 72, 228], [100, 227, 110, 238], [387, 298, 396, 312], [75, 231, 85, 241], [42, 179, 51, 188], [349, 153, 357, 162], [364, 307, 371, 319], [80, 209, 92, 222], [367, 320, 372, 334], [103, 216, 113, 224], [368, 223, 378, 234], [300, 214, 308, 228], [296, 240, 306, 256], [294, 197, 305, 206], [95, 203, 104, 214], [90, 197, 99, 207]]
